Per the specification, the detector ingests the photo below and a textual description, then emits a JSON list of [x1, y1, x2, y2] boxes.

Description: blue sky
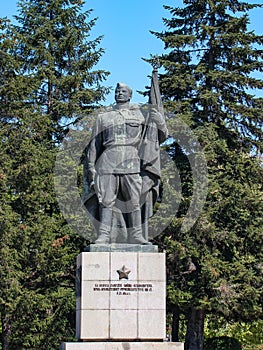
[[1, 0, 262, 104]]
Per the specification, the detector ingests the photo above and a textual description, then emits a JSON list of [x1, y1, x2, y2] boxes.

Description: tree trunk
[[1, 315, 10, 350], [172, 304, 180, 342], [185, 307, 206, 350]]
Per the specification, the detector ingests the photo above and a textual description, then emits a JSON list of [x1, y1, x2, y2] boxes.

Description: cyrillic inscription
[[93, 283, 153, 295]]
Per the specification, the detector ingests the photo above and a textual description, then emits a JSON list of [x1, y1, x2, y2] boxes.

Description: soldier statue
[[83, 82, 168, 244]]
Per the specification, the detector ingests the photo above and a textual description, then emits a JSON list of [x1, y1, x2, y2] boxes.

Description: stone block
[[138, 309, 166, 339], [80, 281, 110, 310], [60, 342, 185, 350], [109, 309, 137, 339], [77, 252, 110, 281], [110, 252, 138, 281], [85, 243, 158, 253], [138, 253, 165, 281], [76, 310, 109, 339], [110, 282, 138, 310], [138, 281, 166, 310]]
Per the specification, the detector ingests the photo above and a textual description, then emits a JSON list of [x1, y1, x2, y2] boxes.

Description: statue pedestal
[[60, 244, 184, 349], [76, 246, 165, 340]]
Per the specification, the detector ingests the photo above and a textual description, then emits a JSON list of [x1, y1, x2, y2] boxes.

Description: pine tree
[[14, 0, 109, 138], [150, 1, 263, 349], [0, 1, 109, 348]]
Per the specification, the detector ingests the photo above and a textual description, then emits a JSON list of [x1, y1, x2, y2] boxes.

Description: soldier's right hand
[[90, 181, 95, 192]]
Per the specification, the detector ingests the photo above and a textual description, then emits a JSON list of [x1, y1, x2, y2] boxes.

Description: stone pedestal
[[76, 247, 166, 340], [60, 244, 184, 349]]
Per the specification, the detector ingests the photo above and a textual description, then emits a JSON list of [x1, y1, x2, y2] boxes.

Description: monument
[[60, 71, 184, 349], [82, 79, 168, 245]]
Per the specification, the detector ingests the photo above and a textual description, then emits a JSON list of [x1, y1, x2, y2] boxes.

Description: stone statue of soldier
[[83, 82, 168, 245]]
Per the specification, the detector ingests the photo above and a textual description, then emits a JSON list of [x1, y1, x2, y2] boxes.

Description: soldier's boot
[[95, 206, 112, 244], [127, 210, 152, 245]]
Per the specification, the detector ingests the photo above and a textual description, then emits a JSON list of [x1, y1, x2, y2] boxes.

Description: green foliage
[[204, 336, 242, 350], [151, 0, 263, 348], [0, 0, 108, 348], [204, 318, 263, 349]]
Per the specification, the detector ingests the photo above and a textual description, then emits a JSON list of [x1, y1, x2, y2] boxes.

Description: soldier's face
[[115, 87, 131, 104]]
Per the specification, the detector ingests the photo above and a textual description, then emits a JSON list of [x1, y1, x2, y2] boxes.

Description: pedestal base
[[60, 342, 184, 350], [76, 251, 166, 340], [85, 244, 158, 253]]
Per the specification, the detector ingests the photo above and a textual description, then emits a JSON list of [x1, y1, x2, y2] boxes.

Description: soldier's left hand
[[150, 107, 165, 125]]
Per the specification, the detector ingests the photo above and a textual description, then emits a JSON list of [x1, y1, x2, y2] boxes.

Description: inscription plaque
[[93, 282, 153, 295]]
